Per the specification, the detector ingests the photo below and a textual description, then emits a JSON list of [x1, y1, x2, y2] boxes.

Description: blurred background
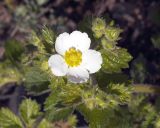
[[0, 0, 160, 127]]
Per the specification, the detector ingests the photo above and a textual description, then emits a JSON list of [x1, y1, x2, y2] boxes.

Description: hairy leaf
[[78, 104, 112, 128], [42, 26, 55, 45], [0, 108, 23, 128], [106, 83, 132, 103], [19, 99, 41, 126], [5, 40, 24, 61], [45, 90, 73, 122], [37, 119, 52, 128], [100, 48, 132, 73], [24, 67, 49, 92], [0, 62, 22, 86], [46, 107, 73, 122]]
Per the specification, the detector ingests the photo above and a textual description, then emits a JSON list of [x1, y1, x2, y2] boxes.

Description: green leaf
[[31, 31, 46, 53], [100, 48, 132, 73], [46, 107, 73, 122], [96, 71, 129, 89], [49, 76, 66, 91], [37, 119, 52, 128], [104, 27, 122, 41], [78, 104, 112, 128], [42, 26, 55, 45], [45, 91, 60, 111], [45, 91, 73, 122], [0, 108, 23, 128], [5, 40, 24, 61], [19, 99, 41, 126], [24, 67, 49, 92], [0, 61, 22, 86], [59, 84, 82, 105], [106, 83, 132, 103]]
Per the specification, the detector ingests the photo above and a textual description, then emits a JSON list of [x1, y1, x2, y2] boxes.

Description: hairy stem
[[133, 84, 160, 94]]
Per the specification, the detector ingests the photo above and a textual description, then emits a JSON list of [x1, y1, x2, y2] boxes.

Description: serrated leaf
[[59, 84, 82, 105], [49, 76, 66, 90], [0, 60, 22, 87], [31, 31, 46, 53], [5, 40, 24, 61], [42, 26, 55, 45], [37, 119, 52, 128], [19, 99, 41, 126], [106, 83, 132, 103], [45, 91, 60, 111], [24, 67, 49, 92], [45, 91, 73, 122], [100, 48, 132, 73], [0, 108, 23, 128], [78, 104, 112, 128], [46, 107, 73, 122]]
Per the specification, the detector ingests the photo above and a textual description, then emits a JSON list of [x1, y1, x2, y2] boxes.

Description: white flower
[[48, 30, 102, 83]]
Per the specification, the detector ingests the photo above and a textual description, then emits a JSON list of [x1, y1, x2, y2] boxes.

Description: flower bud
[[105, 27, 122, 41], [92, 18, 106, 38], [101, 37, 115, 49]]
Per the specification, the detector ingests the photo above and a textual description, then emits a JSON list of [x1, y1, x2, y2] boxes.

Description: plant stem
[[133, 84, 160, 94]]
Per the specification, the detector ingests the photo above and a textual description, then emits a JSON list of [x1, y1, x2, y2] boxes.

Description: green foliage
[[0, 16, 147, 128], [96, 71, 129, 88], [0, 99, 54, 128], [78, 105, 112, 128], [49, 76, 66, 90], [130, 54, 148, 83], [31, 27, 55, 54], [92, 18, 106, 38], [44, 84, 80, 121], [5, 40, 24, 62], [42, 26, 55, 45], [19, 99, 41, 126], [0, 108, 23, 128], [100, 48, 132, 73], [31, 31, 46, 53], [106, 83, 132, 103], [24, 67, 49, 92], [37, 119, 52, 128], [0, 60, 22, 87]]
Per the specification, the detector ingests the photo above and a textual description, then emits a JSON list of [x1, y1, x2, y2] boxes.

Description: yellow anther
[[64, 47, 82, 67]]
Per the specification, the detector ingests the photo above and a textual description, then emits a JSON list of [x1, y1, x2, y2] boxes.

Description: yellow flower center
[[64, 47, 82, 67]]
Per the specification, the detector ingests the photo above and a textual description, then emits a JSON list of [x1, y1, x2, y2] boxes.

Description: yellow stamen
[[64, 47, 82, 67]]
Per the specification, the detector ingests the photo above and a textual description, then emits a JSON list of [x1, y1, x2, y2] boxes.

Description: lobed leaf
[[19, 99, 41, 126], [0, 108, 23, 128], [100, 48, 132, 73]]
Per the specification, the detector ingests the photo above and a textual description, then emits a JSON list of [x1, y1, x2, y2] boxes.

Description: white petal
[[82, 50, 102, 74], [55, 32, 71, 55], [67, 66, 89, 83], [48, 54, 68, 76], [69, 31, 91, 52], [55, 31, 91, 55]]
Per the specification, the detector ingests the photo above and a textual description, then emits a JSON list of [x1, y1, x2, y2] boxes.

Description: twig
[[27, 89, 51, 97]]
